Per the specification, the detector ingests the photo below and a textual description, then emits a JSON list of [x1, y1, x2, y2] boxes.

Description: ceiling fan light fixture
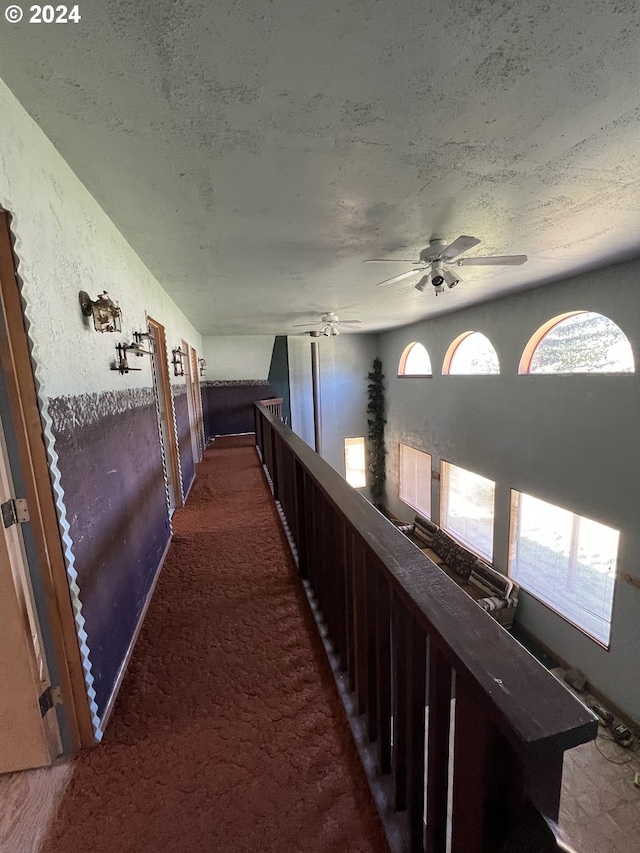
[[442, 268, 461, 289], [415, 274, 430, 293]]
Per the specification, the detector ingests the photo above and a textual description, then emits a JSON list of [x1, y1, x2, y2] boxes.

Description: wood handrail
[[254, 401, 597, 852]]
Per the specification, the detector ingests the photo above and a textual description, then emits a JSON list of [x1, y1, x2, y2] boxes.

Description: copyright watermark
[[5, 5, 23, 22]]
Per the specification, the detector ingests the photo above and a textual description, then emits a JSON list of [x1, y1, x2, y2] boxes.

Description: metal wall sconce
[[111, 335, 154, 374], [172, 347, 187, 376], [198, 357, 206, 376], [133, 331, 155, 353], [79, 291, 122, 333]]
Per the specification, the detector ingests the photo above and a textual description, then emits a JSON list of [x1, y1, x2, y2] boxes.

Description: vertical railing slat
[[353, 544, 368, 717], [406, 616, 427, 853], [425, 644, 453, 853], [392, 594, 409, 812], [375, 570, 392, 775]]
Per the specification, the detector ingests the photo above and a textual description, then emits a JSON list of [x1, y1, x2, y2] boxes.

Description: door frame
[[0, 208, 94, 750]]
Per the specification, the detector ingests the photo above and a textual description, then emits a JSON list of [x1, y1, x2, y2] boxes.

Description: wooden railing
[[257, 396, 283, 420], [254, 402, 596, 853]]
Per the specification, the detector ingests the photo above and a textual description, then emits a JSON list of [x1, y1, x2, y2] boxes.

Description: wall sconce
[[198, 357, 206, 376], [133, 331, 155, 353], [172, 347, 186, 376], [111, 338, 153, 374], [79, 291, 122, 333]]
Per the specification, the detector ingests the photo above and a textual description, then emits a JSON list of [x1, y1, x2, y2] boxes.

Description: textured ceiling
[[1, 0, 639, 335]]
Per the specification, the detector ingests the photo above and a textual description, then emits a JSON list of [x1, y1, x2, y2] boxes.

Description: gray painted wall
[[288, 334, 378, 497], [379, 259, 640, 724]]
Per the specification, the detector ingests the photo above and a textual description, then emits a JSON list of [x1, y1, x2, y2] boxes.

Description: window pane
[[441, 462, 495, 560], [400, 342, 432, 375], [344, 437, 366, 488], [509, 491, 618, 646], [448, 333, 500, 375], [399, 444, 431, 518], [529, 312, 634, 374]]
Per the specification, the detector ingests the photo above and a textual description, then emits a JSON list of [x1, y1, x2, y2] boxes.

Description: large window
[[443, 332, 500, 375], [520, 311, 635, 374], [344, 437, 366, 488], [508, 492, 618, 646], [398, 342, 432, 376], [440, 462, 495, 560], [399, 444, 431, 518]]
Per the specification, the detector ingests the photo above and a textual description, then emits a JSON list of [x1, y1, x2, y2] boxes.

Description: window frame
[[398, 443, 432, 519], [507, 489, 618, 648], [519, 311, 635, 375], [398, 342, 432, 378], [442, 331, 500, 375], [439, 460, 495, 561], [344, 436, 366, 489]]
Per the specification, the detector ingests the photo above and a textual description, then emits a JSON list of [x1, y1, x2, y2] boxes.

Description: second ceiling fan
[[365, 235, 527, 295]]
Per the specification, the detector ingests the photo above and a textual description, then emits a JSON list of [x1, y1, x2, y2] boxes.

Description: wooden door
[[182, 341, 200, 466], [148, 317, 183, 509], [0, 413, 61, 771], [189, 347, 204, 457]]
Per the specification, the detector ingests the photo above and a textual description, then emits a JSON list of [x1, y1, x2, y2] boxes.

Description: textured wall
[[0, 81, 202, 733], [380, 259, 640, 724], [287, 333, 378, 497], [201, 336, 275, 381], [287, 336, 315, 449], [267, 336, 291, 425], [48, 391, 170, 714]]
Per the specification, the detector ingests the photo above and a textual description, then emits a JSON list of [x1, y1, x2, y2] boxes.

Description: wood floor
[[0, 758, 73, 853]]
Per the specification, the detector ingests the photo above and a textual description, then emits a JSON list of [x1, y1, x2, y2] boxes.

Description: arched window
[[443, 332, 500, 375], [398, 342, 432, 377], [520, 312, 635, 374]]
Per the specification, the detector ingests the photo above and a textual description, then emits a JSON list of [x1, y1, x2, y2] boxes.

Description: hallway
[[42, 435, 388, 852]]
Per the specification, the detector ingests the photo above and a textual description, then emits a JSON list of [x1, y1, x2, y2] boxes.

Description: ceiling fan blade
[[364, 258, 421, 263], [292, 322, 317, 328], [457, 254, 528, 266], [376, 268, 423, 287], [338, 320, 362, 326], [440, 235, 482, 260]]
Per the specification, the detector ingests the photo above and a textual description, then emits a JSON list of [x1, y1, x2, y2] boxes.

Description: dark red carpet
[[45, 435, 388, 853]]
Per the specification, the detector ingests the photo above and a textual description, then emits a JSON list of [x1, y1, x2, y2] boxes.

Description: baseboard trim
[[514, 622, 638, 732], [98, 535, 172, 731], [183, 472, 196, 503]]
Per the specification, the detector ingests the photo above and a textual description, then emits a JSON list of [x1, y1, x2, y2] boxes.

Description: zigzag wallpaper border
[[11, 233, 103, 741]]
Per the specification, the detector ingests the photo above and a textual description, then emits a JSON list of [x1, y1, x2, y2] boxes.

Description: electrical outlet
[[612, 723, 633, 748], [592, 703, 613, 726]]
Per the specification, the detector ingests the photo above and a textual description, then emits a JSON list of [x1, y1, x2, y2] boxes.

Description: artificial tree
[[366, 357, 386, 508]]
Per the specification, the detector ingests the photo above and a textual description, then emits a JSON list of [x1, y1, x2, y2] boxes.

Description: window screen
[[509, 491, 618, 646]]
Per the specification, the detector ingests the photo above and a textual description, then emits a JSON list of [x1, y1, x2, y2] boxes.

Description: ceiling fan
[[293, 312, 362, 337], [365, 235, 527, 295]]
